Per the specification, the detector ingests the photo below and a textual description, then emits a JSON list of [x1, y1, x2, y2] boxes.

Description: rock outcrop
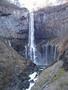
[[0, 2, 29, 56], [0, 3, 29, 39], [0, 39, 36, 90], [34, 3, 68, 43]]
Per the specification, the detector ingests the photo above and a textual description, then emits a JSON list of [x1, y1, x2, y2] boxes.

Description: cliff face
[[34, 3, 68, 41], [0, 3, 29, 55], [0, 4, 29, 39], [1, 3, 68, 54], [31, 3, 68, 89], [0, 3, 68, 42], [0, 38, 36, 90], [1, 2, 68, 40]]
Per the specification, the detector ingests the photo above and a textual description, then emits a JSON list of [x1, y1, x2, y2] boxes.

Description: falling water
[[54, 46, 57, 60], [45, 44, 48, 65], [24, 11, 58, 66], [25, 45, 28, 59], [28, 11, 36, 62], [8, 40, 11, 47]]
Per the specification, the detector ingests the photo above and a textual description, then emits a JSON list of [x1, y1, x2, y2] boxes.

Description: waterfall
[[8, 40, 11, 47], [28, 11, 36, 62], [54, 46, 57, 60], [24, 11, 58, 66], [25, 45, 28, 59], [45, 44, 48, 65]]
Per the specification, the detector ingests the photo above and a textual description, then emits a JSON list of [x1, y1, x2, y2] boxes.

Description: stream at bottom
[[26, 72, 38, 90], [26, 66, 46, 90]]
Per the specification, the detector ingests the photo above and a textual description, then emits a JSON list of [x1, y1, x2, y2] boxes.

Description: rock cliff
[[34, 3, 68, 43], [0, 2, 29, 56], [0, 38, 36, 90], [0, 3, 29, 39], [1, 2, 68, 56]]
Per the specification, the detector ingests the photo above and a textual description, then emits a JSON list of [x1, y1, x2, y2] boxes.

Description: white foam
[[26, 72, 38, 90]]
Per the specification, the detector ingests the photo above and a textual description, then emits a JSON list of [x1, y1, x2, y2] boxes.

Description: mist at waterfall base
[[24, 11, 59, 67]]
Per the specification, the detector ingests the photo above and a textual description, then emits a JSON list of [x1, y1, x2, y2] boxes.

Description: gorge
[[0, 0, 68, 90]]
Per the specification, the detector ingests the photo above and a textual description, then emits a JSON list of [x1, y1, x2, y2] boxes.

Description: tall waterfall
[[28, 11, 36, 62], [24, 11, 58, 66]]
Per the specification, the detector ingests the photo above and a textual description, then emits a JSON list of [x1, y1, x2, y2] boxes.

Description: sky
[[10, 0, 67, 11]]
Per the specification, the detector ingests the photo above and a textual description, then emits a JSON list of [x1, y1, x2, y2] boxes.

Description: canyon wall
[[0, 3, 29, 55], [0, 2, 68, 57], [34, 3, 68, 42], [0, 4, 29, 39]]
